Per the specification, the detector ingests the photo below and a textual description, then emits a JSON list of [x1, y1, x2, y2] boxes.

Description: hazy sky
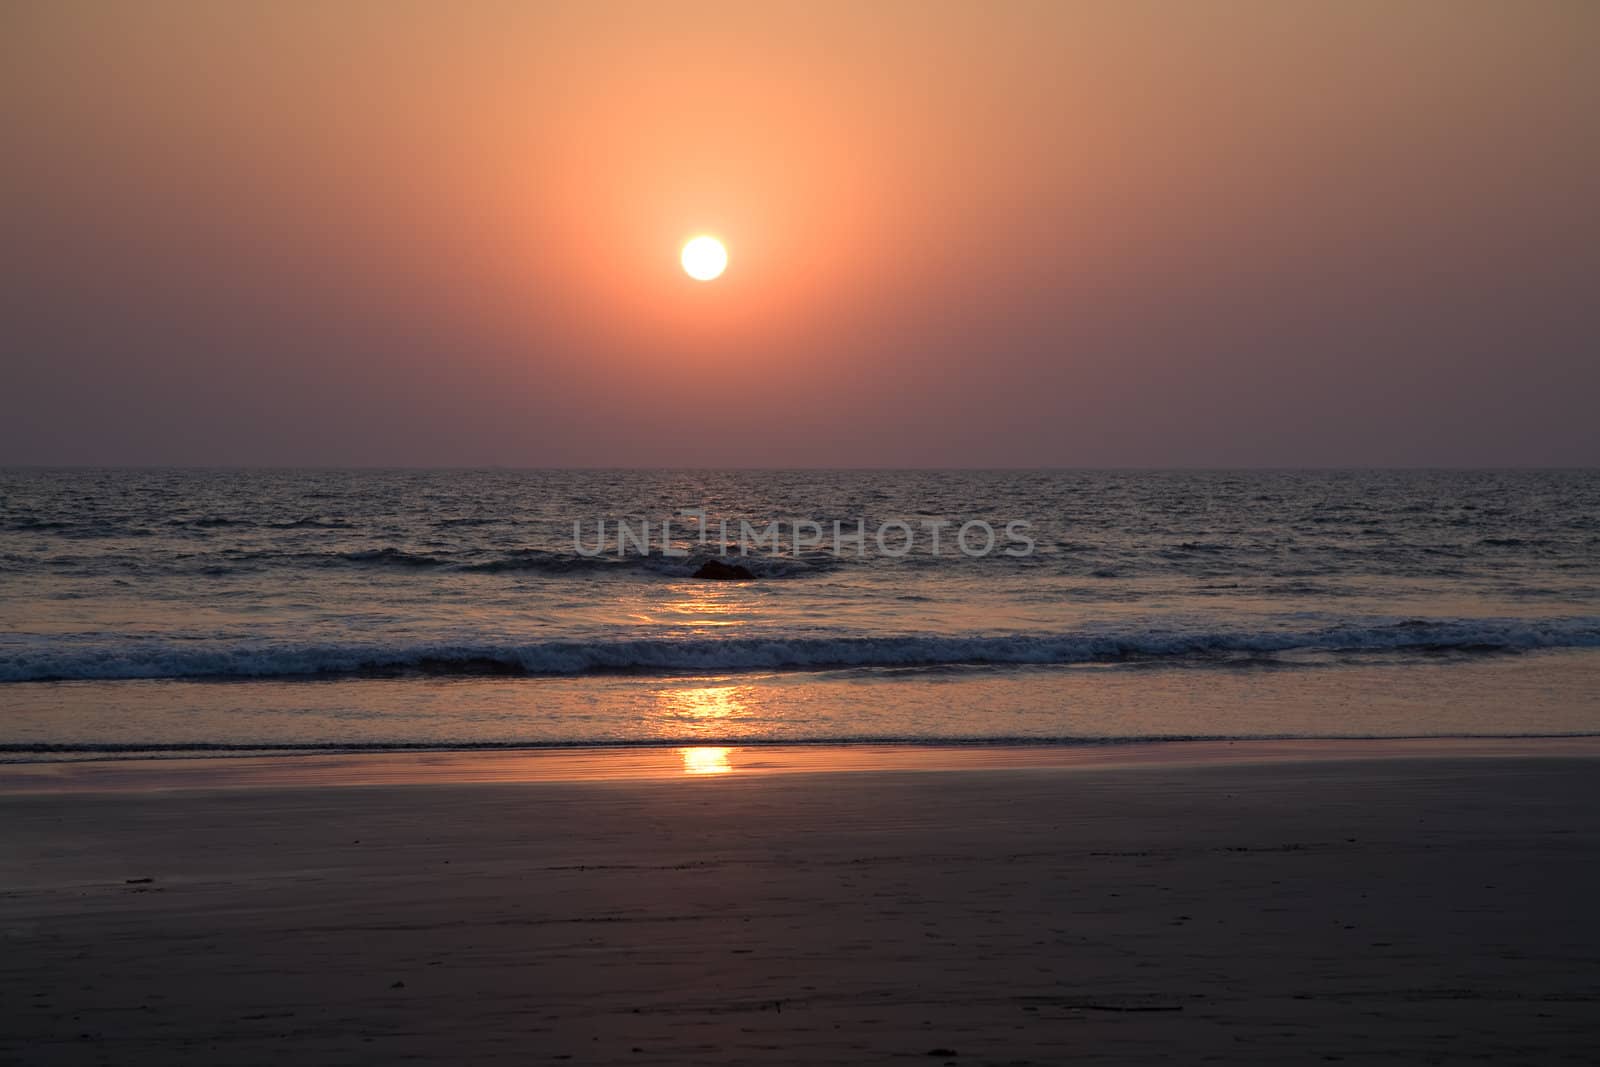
[[3, 1, 1597, 466]]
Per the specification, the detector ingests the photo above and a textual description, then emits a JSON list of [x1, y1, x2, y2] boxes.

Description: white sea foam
[[4, 616, 1598, 682]]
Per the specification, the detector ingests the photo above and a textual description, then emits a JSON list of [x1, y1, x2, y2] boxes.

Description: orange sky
[[3, 1, 1597, 465]]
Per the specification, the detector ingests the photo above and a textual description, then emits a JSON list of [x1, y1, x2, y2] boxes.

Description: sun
[[681, 236, 727, 281]]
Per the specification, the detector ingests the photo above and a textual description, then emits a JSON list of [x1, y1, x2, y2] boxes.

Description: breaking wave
[[4, 616, 1598, 683]]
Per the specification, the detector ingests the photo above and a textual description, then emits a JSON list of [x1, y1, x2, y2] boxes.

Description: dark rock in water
[[692, 560, 756, 580]]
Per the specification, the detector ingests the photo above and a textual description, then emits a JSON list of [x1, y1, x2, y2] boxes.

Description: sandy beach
[[3, 740, 1599, 1064]]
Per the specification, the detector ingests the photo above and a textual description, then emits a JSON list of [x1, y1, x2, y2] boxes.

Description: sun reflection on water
[[679, 746, 735, 775], [663, 682, 752, 773], [640, 666, 775, 776], [658, 589, 747, 630], [664, 684, 747, 722]]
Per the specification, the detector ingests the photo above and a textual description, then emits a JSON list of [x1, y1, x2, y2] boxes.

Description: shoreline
[[5, 741, 1598, 1062], [5, 734, 1600, 794]]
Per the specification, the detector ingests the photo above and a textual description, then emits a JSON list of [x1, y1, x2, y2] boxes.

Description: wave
[[269, 516, 356, 530], [459, 548, 828, 578], [338, 547, 448, 567], [33, 546, 840, 578], [4, 616, 1598, 683]]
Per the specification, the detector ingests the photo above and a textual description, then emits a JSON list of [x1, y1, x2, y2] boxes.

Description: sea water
[[2, 469, 1597, 757]]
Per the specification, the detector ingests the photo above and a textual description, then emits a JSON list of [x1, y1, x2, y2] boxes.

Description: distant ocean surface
[[3, 469, 1598, 758]]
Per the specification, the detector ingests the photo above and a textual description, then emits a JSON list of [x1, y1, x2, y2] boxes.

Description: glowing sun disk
[[681, 236, 727, 281]]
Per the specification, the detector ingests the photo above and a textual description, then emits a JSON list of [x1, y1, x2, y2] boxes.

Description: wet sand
[[3, 740, 1599, 1063]]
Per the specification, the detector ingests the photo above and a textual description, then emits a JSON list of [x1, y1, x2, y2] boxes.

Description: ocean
[[2, 468, 1598, 758]]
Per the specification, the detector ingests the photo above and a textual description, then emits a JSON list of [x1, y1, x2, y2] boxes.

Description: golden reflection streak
[[679, 746, 735, 775], [657, 588, 747, 630], [662, 682, 753, 775], [663, 684, 747, 722]]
